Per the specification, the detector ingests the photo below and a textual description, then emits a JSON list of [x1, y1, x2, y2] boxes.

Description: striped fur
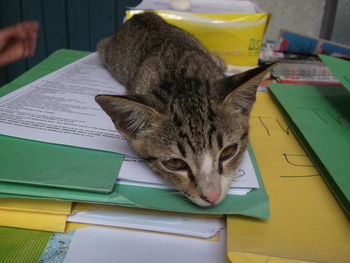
[[95, 12, 276, 206]]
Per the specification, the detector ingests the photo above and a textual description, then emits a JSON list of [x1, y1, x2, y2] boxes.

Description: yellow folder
[[227, 92, 350, 263], [0, 198, 72, 232], [0, 197, 222, 236]]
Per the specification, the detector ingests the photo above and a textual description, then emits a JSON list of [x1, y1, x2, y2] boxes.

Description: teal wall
[[0, 0, 142, 87]]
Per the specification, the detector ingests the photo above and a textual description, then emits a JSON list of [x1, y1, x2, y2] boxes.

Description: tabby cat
[[95, 12, 276, 206]]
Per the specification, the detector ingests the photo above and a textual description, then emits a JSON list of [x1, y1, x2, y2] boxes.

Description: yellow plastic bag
[[126, 10, 270, 66]]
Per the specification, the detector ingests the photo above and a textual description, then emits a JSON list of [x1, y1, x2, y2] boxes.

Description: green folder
[[269, 83, 350, 217], [0, 50, 122, 193], [0, 49, 269, 218], [0, 145, 269, 217], [319, 54, 350, 92]]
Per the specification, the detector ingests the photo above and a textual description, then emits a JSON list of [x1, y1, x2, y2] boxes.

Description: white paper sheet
[[68, 208, 223, 238], [117, 179, 252, 195], [63, 226, 226, 263], [0, 53, 135, 156]]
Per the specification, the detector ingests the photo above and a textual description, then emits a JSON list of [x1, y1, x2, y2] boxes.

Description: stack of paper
[[0, 49, 269, 218], [271, 60, 341, 85]]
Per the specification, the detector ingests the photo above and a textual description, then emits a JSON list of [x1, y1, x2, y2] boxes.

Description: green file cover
[[319, 54, 350, 92], [0, 144, 269, 218], [0, 50, 122, 193], [269, 83, 350, 217], [0, 49, 269, 218]]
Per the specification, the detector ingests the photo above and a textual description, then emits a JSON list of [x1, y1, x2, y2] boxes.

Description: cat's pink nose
[[201, 191, 221, 205]]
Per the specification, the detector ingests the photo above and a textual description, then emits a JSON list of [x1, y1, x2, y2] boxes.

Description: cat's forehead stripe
[[179, 131, 196, 153], [177, 142, 187, 158], [173, 113, 182, 127], [219, 161, 223, 175], [208, 124, 216, 149], [217, 134, 223, 149], [207, 102, 216, 122]]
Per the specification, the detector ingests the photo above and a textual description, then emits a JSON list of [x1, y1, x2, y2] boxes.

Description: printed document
[[0, 53, 134, 156]]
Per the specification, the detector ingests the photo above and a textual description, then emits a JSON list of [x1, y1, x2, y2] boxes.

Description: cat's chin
[[188, 194, 226, 207], [190, 198, 217, 207]]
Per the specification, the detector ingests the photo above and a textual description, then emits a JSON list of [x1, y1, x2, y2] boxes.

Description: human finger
[[0, 21, 39, 42], [0, 40, 25, 66], [23, 29, 38, 57]]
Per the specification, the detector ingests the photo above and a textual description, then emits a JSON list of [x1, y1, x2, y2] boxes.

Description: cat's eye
[[219, 144, 238, 161], [163, 158, 188, 171]]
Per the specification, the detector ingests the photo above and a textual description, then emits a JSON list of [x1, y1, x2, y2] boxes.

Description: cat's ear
[[216, 62, 278, 113], [95, 95, 165, 139]]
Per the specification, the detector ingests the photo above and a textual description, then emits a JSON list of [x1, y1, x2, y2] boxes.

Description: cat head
[[95, 63, 276, 206]]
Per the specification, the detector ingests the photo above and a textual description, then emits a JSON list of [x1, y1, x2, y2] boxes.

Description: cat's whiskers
[[167, 191, 184, 196]]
